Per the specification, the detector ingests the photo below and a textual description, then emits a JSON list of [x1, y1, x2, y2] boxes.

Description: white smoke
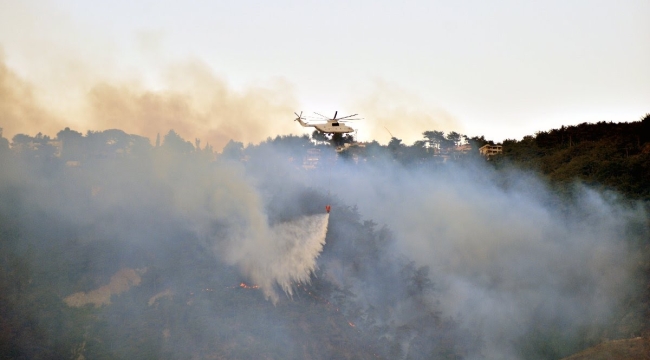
[[303, 157, 646, 358], [168, 158, 330, 304]]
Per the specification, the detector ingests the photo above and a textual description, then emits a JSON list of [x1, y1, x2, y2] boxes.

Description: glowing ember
[[239, 282, 260, 289]]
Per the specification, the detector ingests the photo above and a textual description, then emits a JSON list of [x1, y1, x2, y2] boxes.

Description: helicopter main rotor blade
[[314, 112, 330, 119], [339, 119, 363, 124], [304, 116, 327, 121], [337, 113, 358, 120], [333, 111, 338, 120]]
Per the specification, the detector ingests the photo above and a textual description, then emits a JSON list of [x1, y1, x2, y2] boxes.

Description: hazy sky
[[1, 0, 648, 145]]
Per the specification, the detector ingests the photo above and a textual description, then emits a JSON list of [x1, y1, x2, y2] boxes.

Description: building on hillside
[[479, 144, 502, 158]]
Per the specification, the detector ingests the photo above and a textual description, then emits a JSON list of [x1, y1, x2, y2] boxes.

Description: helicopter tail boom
[[294, 111, 315, 128], [295, 117, 314, 128]]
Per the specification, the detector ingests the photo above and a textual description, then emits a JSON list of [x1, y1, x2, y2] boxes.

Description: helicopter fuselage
[[313, 121, 354, 134], [297, 119, 354, 134]]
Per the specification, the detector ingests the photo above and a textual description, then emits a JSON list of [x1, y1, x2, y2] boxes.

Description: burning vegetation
[[0, 120, 648, 359], [238, 282, 260, 289]]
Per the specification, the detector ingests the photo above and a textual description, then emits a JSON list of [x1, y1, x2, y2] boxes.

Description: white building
[[479, 144, 503, 157]]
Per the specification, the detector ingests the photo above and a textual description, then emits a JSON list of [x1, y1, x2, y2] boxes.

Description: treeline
[[495, 114, 650, 201], [3, 114, 649, 202]]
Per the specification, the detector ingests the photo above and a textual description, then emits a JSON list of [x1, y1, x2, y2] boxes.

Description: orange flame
[[239, 282, 260, 289]]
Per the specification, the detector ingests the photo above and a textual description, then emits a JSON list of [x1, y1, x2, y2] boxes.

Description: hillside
[[561, 337, 650, 360], [493, 116, 650, 359], [1, 122, 649, 359], [0, 131, 463, 359]]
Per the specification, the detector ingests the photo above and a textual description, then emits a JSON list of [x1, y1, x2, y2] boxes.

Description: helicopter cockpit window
[[332, 122, 339, 126]]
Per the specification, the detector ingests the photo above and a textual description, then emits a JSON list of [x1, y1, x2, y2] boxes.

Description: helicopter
[[293, 111, 361, 134]]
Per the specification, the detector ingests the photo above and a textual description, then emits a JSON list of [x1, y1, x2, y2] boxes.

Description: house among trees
[[479, 144, 503, 157]]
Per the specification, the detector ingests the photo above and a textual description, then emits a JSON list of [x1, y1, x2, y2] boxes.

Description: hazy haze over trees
[[0, 115, 648, 359]]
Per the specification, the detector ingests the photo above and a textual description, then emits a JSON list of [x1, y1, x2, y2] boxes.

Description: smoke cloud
[[353, 80, 462, 144], [131, 153, 330, 304], [314, 158, 646, 359], [1, 118, 647, 358], [0, 56, 647, 359], [87, 61, 299, 150], [0, 55, 298, 150], [0, 55, 64, 137]]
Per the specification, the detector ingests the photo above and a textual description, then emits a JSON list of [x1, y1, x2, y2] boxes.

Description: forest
[[0, 114, 648, 359]]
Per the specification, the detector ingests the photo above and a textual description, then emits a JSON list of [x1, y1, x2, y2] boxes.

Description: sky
[[0, 0, 648, 147]]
